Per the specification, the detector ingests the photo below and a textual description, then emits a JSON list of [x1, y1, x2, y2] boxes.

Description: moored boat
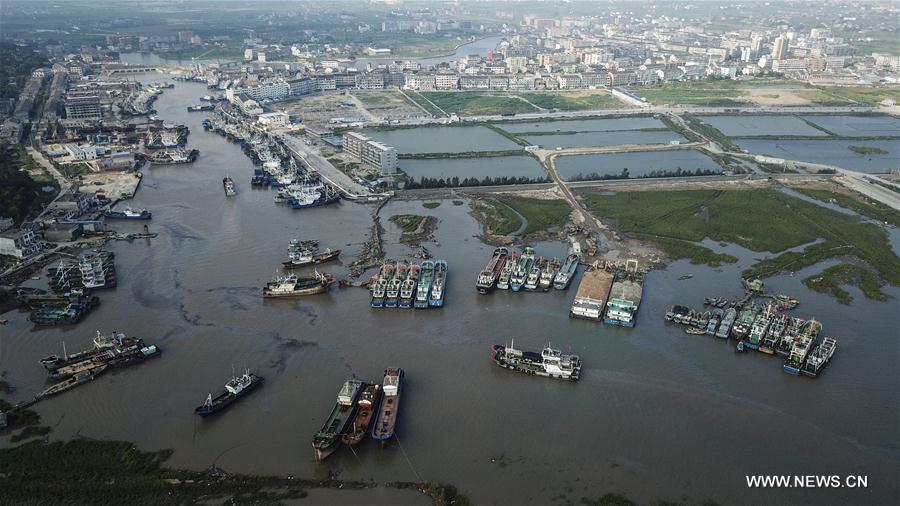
[[428, 260, 447, 307], [370, 264, 393, 308], [399, 264, 420, 308], [524, 256, 545, 291], [262, 271, 335, 297], [372, 368, 404, 441], [414, 261, 434, 309], [314, 379, 363, 460], [104, 207, 152, 220], [603, 260, 643, 328], [496, 251, 516, 290], [385, 263, 406, 308], [509, 247, 534, 292], [553, 253, 579, 290], [801, 337, 837, 377], [539, 257, 561, 291], [342, 383, 382, 445], [475, 247, 508, 294], [37, 364, 107, 399]]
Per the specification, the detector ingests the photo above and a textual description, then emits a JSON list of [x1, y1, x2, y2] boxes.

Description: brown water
[[1, 81, 898, 505]]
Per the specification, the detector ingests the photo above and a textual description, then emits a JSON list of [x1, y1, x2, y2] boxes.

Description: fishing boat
[[372, 368, 404, 442], [746, 303, 776, 350], [223, 177, 236, 197], [553, 253, 579, 290], [715, 308, 737, 339], [524, 256, 546, 291], [510, 247, 535, 292], [730, 304, 760, 340], [685, 327, 706, 335], [705, 308, 723, 335], [194, 370, 263, 417], [760, 312, 788, 354], [39, 331, 143, 373], [414, 261, 434, 309], [539, 257, 561, 291], [370, 264, 393, 308], [384, 263, 406, 308], [342, 383, 382, 445], [399, 264, 420, 308], [313, 379, 363, 460], [802, 337, 837, 377], [496, 251, 516, 290], [475, 247, 509, 294], [29, 297, 98, 326], [784, 319, 822, 375], [262, 271, 335, 297], [490, 342, 580, 381], [428, 260, 447, 307], [104, 207, 152, 220]]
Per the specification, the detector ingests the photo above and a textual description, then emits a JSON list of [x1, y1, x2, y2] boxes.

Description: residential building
[[0, 229, 41, 258]]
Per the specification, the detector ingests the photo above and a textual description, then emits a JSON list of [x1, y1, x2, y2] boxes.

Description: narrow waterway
[[1, 79, 897, 506]]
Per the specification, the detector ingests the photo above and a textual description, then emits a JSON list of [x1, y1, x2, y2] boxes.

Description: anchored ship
[[29, 297, 99, 326], [195, 370, 263, 417], [313, 379, 363, 460], [385, 263, 407, 308], [539, 257, 561, 291], [39, 331, 143, 373], [399, 264, 420, 308], [603, 260, 643, 328], [104, 207, 151, 220], [496, 251, 516, 290], [801, 337, 837, 377], [784, 319, 821, 375], [342, 383, 382, 445], [705, 308, 723, 335], [509, 247, 534, 292], [428, 260, 447, 307], [262, 272, 335, 297], [370, 264, 393, 308], [282, 239, 340, 268], [553, 253, 579, 290], [760, 312, 788, 354], [746, 303, 777, 350], [37, 365, 107, 399], [49, 251, 117, 292], [490, 341, 580, 381], [372, 368, 404, 442], [716, 308, 737, 339], [524, 256, 545, 291], [475, 247, 509, 294], [414, 261, 434, 309], [570, 262, 614, 321]]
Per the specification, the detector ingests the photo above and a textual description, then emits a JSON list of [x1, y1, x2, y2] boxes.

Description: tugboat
[[223, 177, 236, 196], [313, 379, 363, 460], [553, 253, 579, 290], [475, 247, 508, 294], [428, 260, 447, 307], [414, 261, 434, 309], [104, 207, 152, 220], [342, 383, 382, 446], [490, 341, 580, 381], [262, 272, 335, 297], [194, 370, 264, 417], [372, 368, 404, 442]]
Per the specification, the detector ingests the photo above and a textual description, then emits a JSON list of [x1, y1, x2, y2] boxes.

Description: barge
[[195, 370, 263, 417], [569, 262, 614, 321], [491, 341, 580, 381], [313, 379, 363, 460], [372, 368, 404, 442], [603, 260, 643, 328]]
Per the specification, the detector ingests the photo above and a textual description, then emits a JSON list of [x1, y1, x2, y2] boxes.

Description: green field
[[418, 92, 537, 116], [632, 80, 745, 107], [795, 188, 900, 227], [582, 189, 899, 298], [513, 91, 624, 111], [817, 86, 900, 106], [476, 197, 571, 236], [388, 214, 428, 233]]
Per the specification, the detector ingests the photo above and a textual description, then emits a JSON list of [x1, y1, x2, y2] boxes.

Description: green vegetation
[[475, 199, 523, 236], [817, 86, 900, 106], [389, 214, 429, 233], [407, 91, 448, 117], [419, 91, 538, 116], [0, 143, 58, 224], [803, 263, 890, 304], [681, 114, 742, 152], [0, 439, 467, 504], [484, 124, 530, 146], [582, 189, 900, 296], [513, 91, 624, 111], [403, 174, 550, 190], [795, 188, 900, 226], [568, 167, 723, 182], [755, 162, 797, 174], [58, 162, 93, 178], [496, 196, 571, 236], [632, 79, 745, 107], [637, 235, 738, 267], [848, 145, 889, 155], [423, 202, 441, 209], [0, 43, 46, 100]]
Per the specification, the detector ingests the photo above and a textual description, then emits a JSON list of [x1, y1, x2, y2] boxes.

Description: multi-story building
[[64, 95, 101, 119], [772, 36, 789, 60], [342, 132, 369, 161], [0, 229, 41, 258], [342, 132, 398, 174]]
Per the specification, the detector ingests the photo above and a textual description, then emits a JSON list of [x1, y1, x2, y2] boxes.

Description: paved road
[[274, 131, 373, 199]]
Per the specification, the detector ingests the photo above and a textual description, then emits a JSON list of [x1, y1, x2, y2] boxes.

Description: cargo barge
[[603, 260, 643, 328], [342, 383, 382, 445], [475, 247, 508, 294], [195, 370, 263, 417], [569, 262, 614, 321], [263, 271, 335, 297], [313, 379, 363, 460], [372, 368, 404, 442]]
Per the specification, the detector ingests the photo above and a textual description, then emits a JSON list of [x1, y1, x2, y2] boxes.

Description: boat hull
[[195, 376, 264, 417], [282, 250, 341, 268], [263, 284, 331, 297]]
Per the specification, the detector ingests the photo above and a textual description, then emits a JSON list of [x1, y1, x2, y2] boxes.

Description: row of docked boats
[[313, 368, 405, 461], [28, 296, 99, 327], [48, 251, 117, 292], [666, 301, 838, 377], [35, 331, 160, 399], [261, 239, 343, 297], [570, 260, 644, 328], [283, 239, 341, 268], [370, 260, 447, 308], [476, 247, 580, 293]]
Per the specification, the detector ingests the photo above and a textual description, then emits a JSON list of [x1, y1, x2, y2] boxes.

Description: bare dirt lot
[[279, 92, 373, 124], [80, 171, 143, 200], [351, 90, 428, 120]]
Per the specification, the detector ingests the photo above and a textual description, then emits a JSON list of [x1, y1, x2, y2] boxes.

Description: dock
[[569, 261, 614, 321]]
